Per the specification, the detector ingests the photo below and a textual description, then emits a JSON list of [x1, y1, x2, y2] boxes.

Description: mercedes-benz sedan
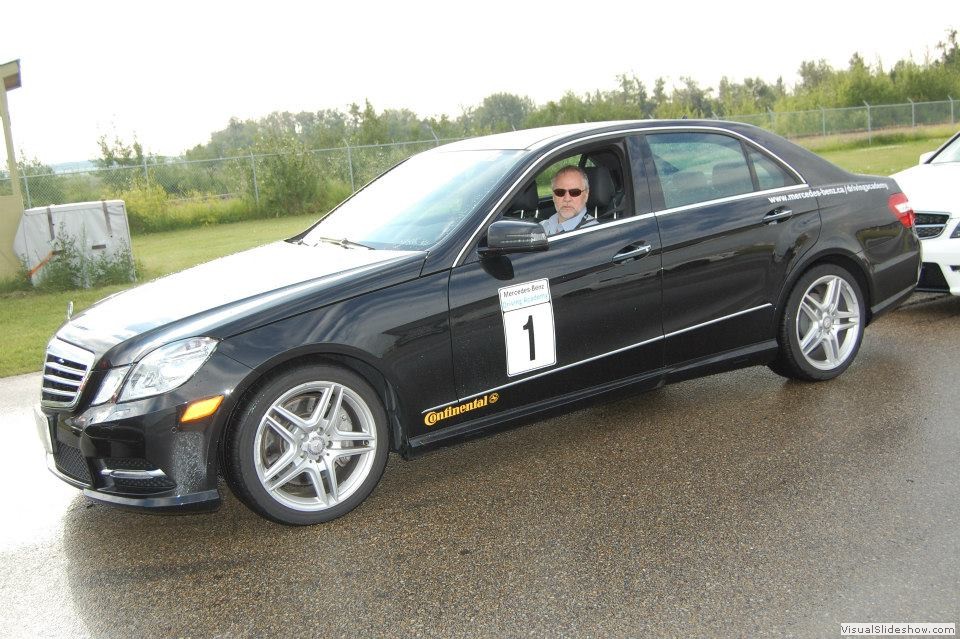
[[36, 120, 921, 525]]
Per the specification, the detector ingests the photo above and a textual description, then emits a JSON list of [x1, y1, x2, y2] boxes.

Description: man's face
[[552, 171, 588, 221]]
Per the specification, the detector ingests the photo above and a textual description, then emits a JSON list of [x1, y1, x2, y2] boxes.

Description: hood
[[892, 163, 960, 215], [56, 241, 426, 364]]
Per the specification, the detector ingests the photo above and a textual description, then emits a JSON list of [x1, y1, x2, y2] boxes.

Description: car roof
[[433, 119, 793, 152], [437, 121, 649, 152], [434, 119, 855, 185]]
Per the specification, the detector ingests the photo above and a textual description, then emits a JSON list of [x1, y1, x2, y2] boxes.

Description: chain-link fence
[[725, 98, 958, 139], [2, 99, 958, 212], [0, 139, 452, 211]]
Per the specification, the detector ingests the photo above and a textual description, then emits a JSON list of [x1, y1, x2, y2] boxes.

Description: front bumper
[[918, 224, 960, 295], [35, 402, 222, 513], [34, 352, 251, 513]]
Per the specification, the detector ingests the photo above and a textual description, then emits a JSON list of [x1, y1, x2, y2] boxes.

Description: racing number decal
[[498, 279, 556, 376], [522, 315, 536, 360]]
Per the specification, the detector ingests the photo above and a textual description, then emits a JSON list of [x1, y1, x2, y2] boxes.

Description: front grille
[[41, 339, 95, 409], [915, 212, 949, 239], [917, 262, 950, 292], [102, 458, 176, 493], [111, 475, 177, 491], [104, 457, 159, 471], [54, 443, 92, 485]]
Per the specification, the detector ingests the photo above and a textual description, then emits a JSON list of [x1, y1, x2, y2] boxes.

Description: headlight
[[119, 337, 219, 402], [951, 220, 960, 239], [91, 366, 131, 406]]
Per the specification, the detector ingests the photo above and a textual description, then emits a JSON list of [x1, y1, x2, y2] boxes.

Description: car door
[[641, 130, 821, 367], [428, 142, 664, 437]]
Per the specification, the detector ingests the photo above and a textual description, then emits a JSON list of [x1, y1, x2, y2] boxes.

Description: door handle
[[613, 244, 652, 263], [763, 207, 793, 224]]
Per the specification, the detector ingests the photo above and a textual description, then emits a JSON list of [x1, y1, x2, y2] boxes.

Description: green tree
[[656, 77, 716, 118], [471, 93, 535, 134], [936, 29, 959, 67], [17, 154, 64, 207], [95, 134, 147, 169], [252, 131, 323, 215]]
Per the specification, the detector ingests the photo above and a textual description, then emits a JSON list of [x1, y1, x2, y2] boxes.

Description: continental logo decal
[[424, 393, 500, 427]]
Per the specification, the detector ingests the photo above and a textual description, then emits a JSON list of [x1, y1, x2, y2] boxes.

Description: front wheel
[[225, 364, 389, 525], [770, 264, 866, 381]]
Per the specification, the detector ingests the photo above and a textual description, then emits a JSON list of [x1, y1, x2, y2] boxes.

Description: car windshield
[[301, 149, 523, 250], [931, 135, 960, 164]]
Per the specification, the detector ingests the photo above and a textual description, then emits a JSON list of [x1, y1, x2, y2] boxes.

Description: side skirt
[[405, 340, 779, 456]]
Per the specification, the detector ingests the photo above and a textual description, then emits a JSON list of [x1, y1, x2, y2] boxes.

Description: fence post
[[142, 156, 149, 182], [950, 96, 955, 125], [343, 140, 355, 192], [249, 152, 260, 205], [820, 107, 826, 136], [767, 107, 775, 129], [864, 101, 872, 144], [908, 98, 915, 127], [21, 173, 32, 209], [428, 126, 439, 147]]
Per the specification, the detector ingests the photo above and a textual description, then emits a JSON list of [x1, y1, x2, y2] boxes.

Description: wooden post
[[0, 59, 24, 279]]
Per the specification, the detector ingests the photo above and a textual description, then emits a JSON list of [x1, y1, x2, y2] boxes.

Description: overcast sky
[[0, 0, 954, 164]]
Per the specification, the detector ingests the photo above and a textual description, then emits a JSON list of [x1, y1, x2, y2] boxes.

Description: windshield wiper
[[309, 236, 374, 250]]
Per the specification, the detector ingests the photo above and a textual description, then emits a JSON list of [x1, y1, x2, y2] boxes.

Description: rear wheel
[[770, 264, 865, 381], [225, 364, 388, 525]]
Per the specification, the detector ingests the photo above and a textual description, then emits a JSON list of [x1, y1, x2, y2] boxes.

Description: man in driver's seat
[[540, 166, 598, 236]]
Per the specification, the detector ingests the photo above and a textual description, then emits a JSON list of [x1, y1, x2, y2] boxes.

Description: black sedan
[[35, 120, 921, 525]]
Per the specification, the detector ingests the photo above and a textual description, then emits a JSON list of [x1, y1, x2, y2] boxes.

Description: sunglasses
[[552, 188, 586, 198]]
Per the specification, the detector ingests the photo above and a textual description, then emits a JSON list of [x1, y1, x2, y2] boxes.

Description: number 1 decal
[[498, 279, 556, 376], [522, 314, 535, 360]]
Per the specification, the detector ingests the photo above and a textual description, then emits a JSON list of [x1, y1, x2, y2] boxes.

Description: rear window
[[748, 149, 799, 190], [648, 132, 753, 209]]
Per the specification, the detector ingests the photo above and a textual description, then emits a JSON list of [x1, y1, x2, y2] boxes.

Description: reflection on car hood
[[57, 241, 423, 362], [892, 163, 960, 214]]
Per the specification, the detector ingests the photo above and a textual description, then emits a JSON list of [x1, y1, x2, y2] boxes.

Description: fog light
[[180, 395, 223, 423]]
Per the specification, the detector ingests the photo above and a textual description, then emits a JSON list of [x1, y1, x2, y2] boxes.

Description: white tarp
[[14, 200, 133, 284]]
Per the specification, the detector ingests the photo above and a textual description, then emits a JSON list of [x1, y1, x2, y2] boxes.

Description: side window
[[501, 145, 632, 230], [501, 155, 584, 222], [536, 155, 586, 199], [748, 148, 799, 190], [648, 132, 754, 209]]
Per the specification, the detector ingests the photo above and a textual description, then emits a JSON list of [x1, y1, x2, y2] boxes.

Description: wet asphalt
[[0, 294, 957, 638]]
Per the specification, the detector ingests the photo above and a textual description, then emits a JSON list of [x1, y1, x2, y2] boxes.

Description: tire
[[225, 364, 389, 525], [769, 264, 865, 382]]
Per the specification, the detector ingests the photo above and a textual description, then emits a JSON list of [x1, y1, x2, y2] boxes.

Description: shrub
[[254, 140, 323, 215], [34, 225, 139, 292], [120, 182, 170, 233], [0, 261, 33, 294]]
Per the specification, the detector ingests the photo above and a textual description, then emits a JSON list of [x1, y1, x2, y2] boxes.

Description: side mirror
[[479, 220, 548, 256], [919, 151, 934, 164]]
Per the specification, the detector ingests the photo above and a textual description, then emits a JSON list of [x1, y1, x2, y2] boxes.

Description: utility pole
[[0, 59, 23, 279]]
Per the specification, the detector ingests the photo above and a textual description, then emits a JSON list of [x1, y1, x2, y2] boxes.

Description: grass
[[816, 138, 938, 176], [0, 213, 318, 377], [794, 124, 956, 153], [132, 213, 318, 278], [1, 124, 956, 378], [795, 123, 955, 176], [0, 285, 132, 375]]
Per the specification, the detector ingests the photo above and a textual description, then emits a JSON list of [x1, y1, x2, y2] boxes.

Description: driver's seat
[[507, 182, 541, 219], [584, 166, 623, 220]]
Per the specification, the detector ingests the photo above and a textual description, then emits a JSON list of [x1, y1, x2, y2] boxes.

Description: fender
[[775, 245, 874, 326]]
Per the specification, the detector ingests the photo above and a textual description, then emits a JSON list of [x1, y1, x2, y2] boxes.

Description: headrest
[[711, 161, 753, 195], [585, 166, 615, 209], [510, 182, 540, 212]]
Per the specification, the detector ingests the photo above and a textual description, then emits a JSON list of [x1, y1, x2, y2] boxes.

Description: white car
[[893, 131, 960, 295]]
